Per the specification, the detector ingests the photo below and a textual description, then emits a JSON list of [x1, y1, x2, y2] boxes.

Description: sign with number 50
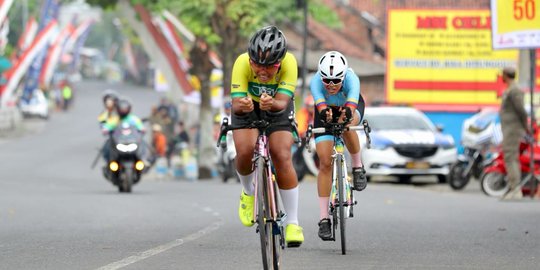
[[491, 0, 540, 49]]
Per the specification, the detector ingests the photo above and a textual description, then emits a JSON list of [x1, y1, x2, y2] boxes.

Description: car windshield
[[367, 114, 433, 131]]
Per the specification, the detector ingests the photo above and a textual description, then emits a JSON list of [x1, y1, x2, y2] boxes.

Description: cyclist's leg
[[269, 130, 297, 220], [315, 139, 333, 216], [315, 137, 334, 240], [232, 128, 258, 194], [269, 130, 304, 246], [232, 128, 258, 227], [344, 109, 367, 191]]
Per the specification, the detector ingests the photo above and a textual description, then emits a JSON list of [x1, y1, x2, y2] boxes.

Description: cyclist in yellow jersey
[[231, 25, 304, 247]]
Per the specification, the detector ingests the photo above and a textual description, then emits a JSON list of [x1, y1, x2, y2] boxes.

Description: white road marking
[[95, 219, 223, 270]]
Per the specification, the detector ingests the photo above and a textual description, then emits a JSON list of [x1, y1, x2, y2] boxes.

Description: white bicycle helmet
[[318, 51, 348, 81]]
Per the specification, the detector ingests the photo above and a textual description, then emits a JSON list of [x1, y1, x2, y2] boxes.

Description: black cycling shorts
[[313, 94, 365, 141], [231, 99, 295, 136]]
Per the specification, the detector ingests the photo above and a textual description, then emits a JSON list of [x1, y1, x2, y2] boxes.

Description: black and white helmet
[[116, 98, 132, 118], [248, 25, 287, 65], [318, 51, 348, 80]]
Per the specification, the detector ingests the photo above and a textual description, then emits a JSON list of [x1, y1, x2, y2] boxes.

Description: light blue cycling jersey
[[309, 68, 360, 112]]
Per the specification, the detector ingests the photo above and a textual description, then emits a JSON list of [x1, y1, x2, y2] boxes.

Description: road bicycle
[[217, 111, 300, 270], [305, 118, 371, 255]]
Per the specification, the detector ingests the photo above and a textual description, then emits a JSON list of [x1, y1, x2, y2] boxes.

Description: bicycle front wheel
[[336, 154, 347, 255], [256, 158, 279, 269]]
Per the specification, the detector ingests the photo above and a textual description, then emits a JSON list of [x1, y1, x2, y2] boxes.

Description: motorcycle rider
[[102, 98, 151, 168], [98, 89, 119, 128], [98, 90, 119, 165]]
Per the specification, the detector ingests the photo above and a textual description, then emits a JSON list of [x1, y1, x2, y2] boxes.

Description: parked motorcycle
[[217, 126, 239, 183], [292, 137, 319, 182], [448, 109, 501, 190], [481, 141, 540, 197], [103, 122, 147, 193]]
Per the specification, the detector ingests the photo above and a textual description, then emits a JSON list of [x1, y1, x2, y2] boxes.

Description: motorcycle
[[292, 137, 319, 182], [481, 140, 540, 197], [448, 109, 501, 190], [103, 122, 147, 193], [217, 127, 239, 183]]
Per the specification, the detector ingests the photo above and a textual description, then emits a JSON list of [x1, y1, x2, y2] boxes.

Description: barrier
[[0, 107, 22, 133]]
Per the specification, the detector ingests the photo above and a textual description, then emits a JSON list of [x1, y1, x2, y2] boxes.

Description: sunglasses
[[322, 78, 343, 85], [249, 59, 281, 69]]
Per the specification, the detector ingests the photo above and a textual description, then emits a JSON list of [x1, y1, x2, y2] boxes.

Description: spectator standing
[[499, 67, 529, 200]]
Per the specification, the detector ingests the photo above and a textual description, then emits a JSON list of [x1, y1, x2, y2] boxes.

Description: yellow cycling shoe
[[285, 224, 304, 248], [238, 190, 255, 227]]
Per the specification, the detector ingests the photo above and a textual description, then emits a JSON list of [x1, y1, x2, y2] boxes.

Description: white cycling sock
[[237, 171, 255, 195], [319, 197, 329, 220], [351, 152, 363, 168], [280, 186, 299, 225]]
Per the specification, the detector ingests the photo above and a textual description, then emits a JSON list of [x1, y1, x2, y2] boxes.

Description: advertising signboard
[[387, 9, 519, 111], [491, 0, 540, 49]]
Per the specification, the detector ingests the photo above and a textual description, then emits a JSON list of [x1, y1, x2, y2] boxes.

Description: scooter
[[217, 129, 239, 183], [448, 109, 501, 190], [292, 137, 319, 182], [104, 122, 147, 193], [480, 140, 540, 197]]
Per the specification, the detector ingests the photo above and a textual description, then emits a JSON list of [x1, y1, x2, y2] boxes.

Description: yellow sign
[[491, 0, 540, 49], [387, 9, 519, 111]]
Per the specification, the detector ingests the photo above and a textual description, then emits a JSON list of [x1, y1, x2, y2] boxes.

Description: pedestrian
[[152, 124, 168, 158], [62, 81, 73, 111], [499, 67, 530, 200]]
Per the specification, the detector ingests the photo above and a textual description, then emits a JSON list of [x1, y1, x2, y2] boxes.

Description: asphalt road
[[1, 80, 539, 270]]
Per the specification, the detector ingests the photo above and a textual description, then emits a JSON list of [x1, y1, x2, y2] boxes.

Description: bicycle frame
[[217, 112, 300, 270], [306, 118, 371, 255]]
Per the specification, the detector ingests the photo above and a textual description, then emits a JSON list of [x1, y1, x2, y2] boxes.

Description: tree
[[87, 0, 341, 179]]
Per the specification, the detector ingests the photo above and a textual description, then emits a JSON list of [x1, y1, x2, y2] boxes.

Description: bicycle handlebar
[[305, 119, 371, 152], [216, 111, 301, 151]]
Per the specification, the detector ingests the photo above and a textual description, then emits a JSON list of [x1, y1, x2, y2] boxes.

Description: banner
[[22, 0, 59, 101], [491, 0, 540, 49], [386, 9, 519, 111], [0, 21, 57, 106], [39, 23, 74, 87]]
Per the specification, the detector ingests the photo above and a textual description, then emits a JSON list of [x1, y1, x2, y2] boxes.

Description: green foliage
[[6, 0, 41, 51]]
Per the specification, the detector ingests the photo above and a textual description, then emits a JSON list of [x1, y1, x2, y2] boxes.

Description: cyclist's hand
[[238, 96, 254, 113], [320, 108, 332, 123], [259, 93, 273, 111], [338, 107, 352, 124]]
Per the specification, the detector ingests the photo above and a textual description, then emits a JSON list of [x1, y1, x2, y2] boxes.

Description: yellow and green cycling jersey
[[230, 52, 297, 102]]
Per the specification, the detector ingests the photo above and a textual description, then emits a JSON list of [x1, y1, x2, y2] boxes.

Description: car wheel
[[437, 174, 448, 184]]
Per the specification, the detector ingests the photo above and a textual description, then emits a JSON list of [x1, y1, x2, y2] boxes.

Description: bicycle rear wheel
[[336, 155, 347, 255], [256, 158, 280, 269]]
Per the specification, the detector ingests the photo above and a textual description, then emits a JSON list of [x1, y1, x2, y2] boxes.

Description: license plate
[[405, 161, 430, 169]]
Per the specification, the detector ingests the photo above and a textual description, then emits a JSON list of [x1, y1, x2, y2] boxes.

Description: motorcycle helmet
[[248, 25, 287, 65], [116, 98, 132, 118], [102, 89, 119, 106], [318, 51, 348, 83]]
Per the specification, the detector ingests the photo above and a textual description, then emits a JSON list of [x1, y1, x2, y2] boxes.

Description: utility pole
[[301, 0, 308, 99]]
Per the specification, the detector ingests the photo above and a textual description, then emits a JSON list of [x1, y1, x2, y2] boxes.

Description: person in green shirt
[[62, 82, 73, 111]]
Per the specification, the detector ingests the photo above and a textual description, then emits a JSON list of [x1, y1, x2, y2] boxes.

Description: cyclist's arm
[[343, 69, 361, 112], [271, 52, 297, 112], [309, 72, 328, 114], [230, 54, 251, 115]]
